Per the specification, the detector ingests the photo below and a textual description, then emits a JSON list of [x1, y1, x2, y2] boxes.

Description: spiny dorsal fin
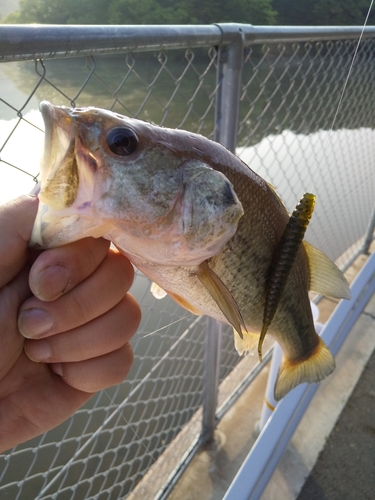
[[303, 241, 351, 299], [197, 261, 246, 338]]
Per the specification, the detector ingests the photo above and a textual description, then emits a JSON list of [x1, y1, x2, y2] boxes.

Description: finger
[[24, 294, 141, 362], [18, 250, 135, 338], [49, 343, 134, 393], [0, 267, 32, 379], [0, 195, 38, 288], [29, 237, 110, 301]]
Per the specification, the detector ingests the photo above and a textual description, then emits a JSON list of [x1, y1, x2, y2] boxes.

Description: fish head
[[31, 102, 244, 266]]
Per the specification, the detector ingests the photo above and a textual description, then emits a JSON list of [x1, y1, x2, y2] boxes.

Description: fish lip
[[39, 101, 74, 184], [39, 100, 54, 132], [39, 100, 55, 171], [40, 100, 73, 138]]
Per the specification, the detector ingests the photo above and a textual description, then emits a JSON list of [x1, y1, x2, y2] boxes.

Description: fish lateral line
[[258, 193, 316, 362], [196, 260, 247, 339]]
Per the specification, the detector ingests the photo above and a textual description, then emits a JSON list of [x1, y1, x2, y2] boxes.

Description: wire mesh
[[237, 38, 375, 267], [0, 26, 374, 500]]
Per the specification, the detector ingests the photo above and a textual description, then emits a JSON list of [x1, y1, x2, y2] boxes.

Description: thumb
[[0, 195, 39, 288]]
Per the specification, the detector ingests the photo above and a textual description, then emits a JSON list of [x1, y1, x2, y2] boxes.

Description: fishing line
[[327, 0, 374, 137], [310, 0, 373, 200], [138, 315, 192, 339]]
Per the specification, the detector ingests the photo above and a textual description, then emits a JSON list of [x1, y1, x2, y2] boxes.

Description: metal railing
[[0, 23, 375, 500]]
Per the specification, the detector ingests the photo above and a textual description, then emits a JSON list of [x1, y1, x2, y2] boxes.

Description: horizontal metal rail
[[0, 24, 222, 61], [2, 24, 375, 61], [223, 250, 375, 500], [241, 24, 375, 43]]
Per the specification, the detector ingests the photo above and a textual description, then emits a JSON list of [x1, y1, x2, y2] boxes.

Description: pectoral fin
[[197, 261, 246, 338], [167, 292, 204, 316], [303, 241, 351, 299], [150, 282, 168, 299]]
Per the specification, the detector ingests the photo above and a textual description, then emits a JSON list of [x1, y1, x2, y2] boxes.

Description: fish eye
[[107, 127, 138, 156]]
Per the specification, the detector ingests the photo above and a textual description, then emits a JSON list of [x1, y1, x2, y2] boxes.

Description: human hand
[[0, 195, 141, 453]]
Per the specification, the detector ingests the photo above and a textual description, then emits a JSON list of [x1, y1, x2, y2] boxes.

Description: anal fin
[[234, 328, 259, 356], [274, 336, 335, 401]]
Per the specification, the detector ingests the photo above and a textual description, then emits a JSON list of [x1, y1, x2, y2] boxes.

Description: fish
[[31, 101, 351, 401]]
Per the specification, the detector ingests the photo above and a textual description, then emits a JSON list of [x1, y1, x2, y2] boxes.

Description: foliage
[[3, 0, 111, 24], [312, 0, 375, 25], [3, 0, 374, 26], [2, 0, 276, 25], [272, 0, 375, 26]]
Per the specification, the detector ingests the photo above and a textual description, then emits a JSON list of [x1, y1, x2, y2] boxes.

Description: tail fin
[[274, 336, 335, 401]]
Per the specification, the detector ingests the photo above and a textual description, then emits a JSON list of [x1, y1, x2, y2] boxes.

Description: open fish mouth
[[30, 102, 110, 248], [38, 101, 79, 210]]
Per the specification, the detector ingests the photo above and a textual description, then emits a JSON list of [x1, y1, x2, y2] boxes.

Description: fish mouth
[[39, 100, 72, 170], [38, 101, 78, 210], [30, 102, 110, 248]]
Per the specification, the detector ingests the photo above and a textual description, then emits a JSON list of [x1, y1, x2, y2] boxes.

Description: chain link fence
[[0, 24, 375, 499]]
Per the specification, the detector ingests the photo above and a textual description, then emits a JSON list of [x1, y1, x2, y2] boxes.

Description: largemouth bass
[[31, 101, 351, 400]]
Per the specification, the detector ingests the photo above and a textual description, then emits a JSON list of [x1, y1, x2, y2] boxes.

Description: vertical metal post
[[258, 342, 282, 431], [201, 317, 223, 444], [201, 24, 245, 445], [361, 201, 375, 254], [214, 23, 245, 153]]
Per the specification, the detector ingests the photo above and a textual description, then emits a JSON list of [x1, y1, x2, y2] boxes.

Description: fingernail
[[35, 264, 72, 301], [50, 363, 63, 377], [25, 339, 52, 361], [18, 308, 54, 338], [29, 182, 41, 197]]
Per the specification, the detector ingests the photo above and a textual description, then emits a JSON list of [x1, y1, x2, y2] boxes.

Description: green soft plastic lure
[[258, 193, 316, 362]]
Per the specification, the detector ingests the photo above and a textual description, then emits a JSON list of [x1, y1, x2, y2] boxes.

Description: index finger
[[29, 237, 112, 301], [0, 195, 38, 289]]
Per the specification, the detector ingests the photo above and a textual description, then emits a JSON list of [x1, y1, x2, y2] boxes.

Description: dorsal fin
[[266, 182, 289, 212], [196, 261, 246, 338], [303, 241, 351, 299]]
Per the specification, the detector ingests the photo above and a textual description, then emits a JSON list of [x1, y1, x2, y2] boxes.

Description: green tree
[[312, 0, 375, 25], [2, 0, 276, 25], [272, 0, 375, 26], [3, 0, 111, 24], [108, 0, 191, 25], [272, 0, 317, 25]]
